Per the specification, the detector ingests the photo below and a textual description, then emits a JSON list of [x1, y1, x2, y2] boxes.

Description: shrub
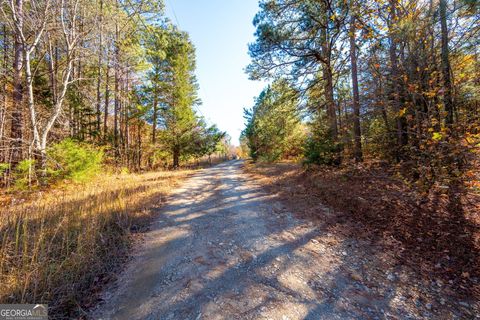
[[304, 136, 342, 166], [303, 122, 343, 166], [48, 139, 103, 183], [14, 159, 36, 189], [0, 163, 9, 174]]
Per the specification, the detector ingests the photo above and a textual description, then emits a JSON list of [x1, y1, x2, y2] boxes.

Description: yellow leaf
[[432, 132, 443, 141]]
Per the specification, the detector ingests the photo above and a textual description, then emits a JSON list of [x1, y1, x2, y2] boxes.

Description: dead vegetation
[[0, 169, 192, 318], [243, 161, 480, 306]]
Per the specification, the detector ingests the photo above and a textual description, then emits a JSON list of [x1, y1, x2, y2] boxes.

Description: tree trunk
[[388, 0, 408, 154], [319, 3, 338, 142], [96, 0, 104, 135], [10, 0, 24, 165], [113, 0, 119, 158], [137, 122, 142, 170], [125, 69, 130, 166], [428, 0, 441, 132], [377, 74, 389, 130], [104, 53, 110, 141], [439, 0, 454, 126], [114, 50, 119, 155], [39, 147, 47, 180], [46, 37, 57, 106], [1, 25, 8, 162], [337, 99, 343, 130], [349, 15, 363, 162], [173, 146, 180, 169], [323, 64, 338, 140], [152, 93, 158, 144]]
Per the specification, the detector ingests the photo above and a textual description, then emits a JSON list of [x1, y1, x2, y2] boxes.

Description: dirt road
[[93, 161, 474, 319]]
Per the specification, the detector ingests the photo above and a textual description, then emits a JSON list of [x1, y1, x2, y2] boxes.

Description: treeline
[[0, 0, 227, 186], [244, 0, 479, 187], [243, 79, 305, 162]]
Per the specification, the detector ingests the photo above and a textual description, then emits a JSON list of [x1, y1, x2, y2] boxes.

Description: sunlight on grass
[[0, 169, 193, 316]]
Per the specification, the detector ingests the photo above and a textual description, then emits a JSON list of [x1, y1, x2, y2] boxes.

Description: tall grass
[[0, 169, 192, 318]]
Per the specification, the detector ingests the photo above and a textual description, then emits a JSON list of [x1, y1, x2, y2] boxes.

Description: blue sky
[[165, 0, 266, 145]]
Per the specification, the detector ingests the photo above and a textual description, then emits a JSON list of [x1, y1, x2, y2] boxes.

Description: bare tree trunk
[[319, 2, 338, 143], [137, 122, 142, 170], [114, 30, 119, 157], [17, 0, 73, 176], [320, 28, 338, 142], [152, 90, 157, 144], [378, 75, 389, 130], [337, 99, 343, 130], [125, 68, 130, 166], [323, 63, 338, 140], [439, 0, 454, 126], [349, 15, 363, 162], [46, 37, 57, 105], [388, 0, 408, 155], [69, 49, 76, 138], [10, 0, 24, 165], [104, 52, 110, 141], [113, 0, 120, 158], [173, 145, 180, 169], [25, 50, 41, 154], [77, 52, 85, 140], [96, 0, 103, 135], [429, 0, 441, 132], [0, 25, 8, 162], [118, 69, 124, 161]]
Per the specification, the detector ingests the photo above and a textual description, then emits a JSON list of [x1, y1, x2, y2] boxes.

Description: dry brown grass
[[0, 169, 193, 318]]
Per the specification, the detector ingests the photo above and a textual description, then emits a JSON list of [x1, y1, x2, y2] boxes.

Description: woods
[[242, 2, 479, 316], [0, 2, 231, 314], [243, 79, 305, 162], [0, 0, 227, 187], [245, 0, 479, 188]]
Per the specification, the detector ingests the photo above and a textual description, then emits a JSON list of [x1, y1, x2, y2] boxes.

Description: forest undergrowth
[[244, 160, 480, 304]]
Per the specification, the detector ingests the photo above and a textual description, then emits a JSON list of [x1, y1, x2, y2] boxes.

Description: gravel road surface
[[93, 161, 475, 319]]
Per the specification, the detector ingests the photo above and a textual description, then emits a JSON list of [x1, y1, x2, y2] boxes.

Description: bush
[[0, 163, 9, 174], [48, 139, 103, 182], [303, 122, 343, 166], [363, 118, 396, 161], [304, 135, 342, 166], [14, 159, 36, 189]]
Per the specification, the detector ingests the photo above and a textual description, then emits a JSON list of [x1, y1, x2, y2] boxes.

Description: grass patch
[[0, 169, 193, 318]]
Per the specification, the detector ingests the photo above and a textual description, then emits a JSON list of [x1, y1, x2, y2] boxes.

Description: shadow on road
[[96, 161, 477, 319]]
